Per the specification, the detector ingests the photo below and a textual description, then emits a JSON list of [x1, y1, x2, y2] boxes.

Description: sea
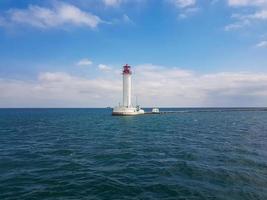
[[0, 108, 267, 200]]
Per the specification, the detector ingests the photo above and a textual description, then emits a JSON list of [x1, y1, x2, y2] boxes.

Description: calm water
[[0, 108, 267, 200]]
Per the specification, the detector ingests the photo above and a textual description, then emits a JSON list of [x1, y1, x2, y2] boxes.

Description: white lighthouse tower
[[123, 64, 132, 107], [112, 64, 144, 116]]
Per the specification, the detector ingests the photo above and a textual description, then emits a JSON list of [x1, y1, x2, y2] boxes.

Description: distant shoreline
[[0, 107, 267, 109], [1, 107, 267, 113]]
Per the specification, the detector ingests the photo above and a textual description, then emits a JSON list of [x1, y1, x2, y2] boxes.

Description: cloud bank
[[0, 64, 267, 108]]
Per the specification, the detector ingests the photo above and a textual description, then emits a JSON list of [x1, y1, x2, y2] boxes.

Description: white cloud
[[178, 7, 200, 19], [170, 0, 199, 19], [224, 9, 267, 31], [172, 0, 196, 8], [111, 14, 134, 25], [102, 0, 145, 7], [232, 10, 267, 20], [98, 64, 112, 71], [1, 65, 267, 107], [1, 2, 102, 29], [256, 40, 267, 47], [103, 0, 122, 7], [76, 58, 93, 66], [224, 19, 250, 31], [248, 9, 267, 19], [228, 0, 267, 7], [225, 0, 267, 31], [122, 14, 133, 24]]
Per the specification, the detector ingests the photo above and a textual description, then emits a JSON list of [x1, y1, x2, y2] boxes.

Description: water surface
[[0, 108, 267, 200]]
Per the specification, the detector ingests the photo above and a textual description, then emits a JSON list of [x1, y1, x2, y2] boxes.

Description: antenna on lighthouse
[[135, 95, 138, 107]]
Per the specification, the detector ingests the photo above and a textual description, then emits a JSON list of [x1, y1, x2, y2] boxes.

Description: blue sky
[[0, 0, 267, 107]]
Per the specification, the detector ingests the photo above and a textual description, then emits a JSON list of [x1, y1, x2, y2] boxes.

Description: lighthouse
[[112, 64, 144, 116], [123, 64, 132, 107]]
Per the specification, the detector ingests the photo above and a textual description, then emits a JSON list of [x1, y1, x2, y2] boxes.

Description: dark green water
[[0, 108, 267, 200]]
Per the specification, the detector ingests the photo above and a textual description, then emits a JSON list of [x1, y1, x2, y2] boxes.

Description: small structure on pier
[[152, 108, 160, 114]]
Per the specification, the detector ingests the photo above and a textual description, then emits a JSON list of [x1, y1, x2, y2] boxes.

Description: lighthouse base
[[112, 106, 145, 116]]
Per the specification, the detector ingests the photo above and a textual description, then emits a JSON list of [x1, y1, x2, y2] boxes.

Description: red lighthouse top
[[123, 64, 132, 75]]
